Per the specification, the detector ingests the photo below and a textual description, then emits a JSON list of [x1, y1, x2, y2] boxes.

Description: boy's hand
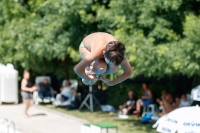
[[82, 78, 98, 85], [83, 66, 99, 85]]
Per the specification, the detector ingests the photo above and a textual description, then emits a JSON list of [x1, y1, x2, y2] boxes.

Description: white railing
[[0, 118, 15, 133]]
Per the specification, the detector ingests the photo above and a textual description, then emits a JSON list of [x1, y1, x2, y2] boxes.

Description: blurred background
[[0, 0, 200, 104], [0, 0, 200, 133]]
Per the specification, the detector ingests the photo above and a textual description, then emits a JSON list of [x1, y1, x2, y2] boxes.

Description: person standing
[[21, 71, 37, 117]]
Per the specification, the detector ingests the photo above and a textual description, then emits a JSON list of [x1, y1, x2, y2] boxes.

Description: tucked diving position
[[74, 32, 132, 86]]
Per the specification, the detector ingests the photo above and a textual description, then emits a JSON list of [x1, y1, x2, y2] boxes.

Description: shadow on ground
[[31, 113, 47, 117]]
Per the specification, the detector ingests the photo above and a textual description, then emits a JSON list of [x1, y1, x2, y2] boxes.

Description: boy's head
[[103, 41, 125, 67]]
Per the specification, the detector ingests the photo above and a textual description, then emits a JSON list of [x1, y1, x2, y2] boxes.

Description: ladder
[[0, 118, 15, 133]]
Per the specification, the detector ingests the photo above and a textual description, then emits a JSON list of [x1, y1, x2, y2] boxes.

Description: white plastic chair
[[81, 124, 91, 133], [186, 94, 192, 105], [142, 104, 158, 117], [33, 76, 54, 105], [90, 125, 101, 133], [52, 79, 78, 107]]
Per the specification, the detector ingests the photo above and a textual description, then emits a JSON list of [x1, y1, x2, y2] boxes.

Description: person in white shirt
[[179, 94, 190, 107], [191, 85, 200, 106], [59, 80, 77, 102]]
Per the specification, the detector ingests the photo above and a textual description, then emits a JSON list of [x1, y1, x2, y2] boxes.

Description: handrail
[[8, 121, 15, 133], [0, 118, 8, 125], [0, 119, 15, 133]]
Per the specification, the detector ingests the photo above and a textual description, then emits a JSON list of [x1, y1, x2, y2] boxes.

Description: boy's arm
[[100, 58, 132, 86], [74, 46, 103, 81]]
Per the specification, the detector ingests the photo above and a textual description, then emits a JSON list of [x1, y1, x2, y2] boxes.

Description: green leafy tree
[[96, 0, 200, 77], [1, 0, 200, 80]]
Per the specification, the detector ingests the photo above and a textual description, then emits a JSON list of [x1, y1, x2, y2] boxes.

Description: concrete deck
[[0, 104, 87, 133]]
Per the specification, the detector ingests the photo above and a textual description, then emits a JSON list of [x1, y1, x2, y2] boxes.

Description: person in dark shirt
[[119, 90, 137, 115], [38, 79, 53, 99]]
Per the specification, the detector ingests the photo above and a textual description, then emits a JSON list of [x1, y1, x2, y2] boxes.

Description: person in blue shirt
[[134, 83, 153, 116]]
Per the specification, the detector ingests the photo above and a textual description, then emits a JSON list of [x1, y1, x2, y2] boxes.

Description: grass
[[42, 104, 157, 133]]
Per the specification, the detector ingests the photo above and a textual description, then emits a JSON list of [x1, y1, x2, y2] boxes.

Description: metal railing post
[[0, 119, 15, 133]]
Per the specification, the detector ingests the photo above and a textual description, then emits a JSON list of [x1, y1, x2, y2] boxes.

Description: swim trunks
[[79, 42, 86, 48]]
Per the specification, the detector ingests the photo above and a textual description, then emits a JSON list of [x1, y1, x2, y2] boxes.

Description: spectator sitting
[[133, 83, 153, 116], [157, 90, 177, 116], [38, 79, 53, 100], [59, 80, 77, 103], [179, 94, 190, 107], [119, 90, 137, 115], [157, 90, 169, 115]]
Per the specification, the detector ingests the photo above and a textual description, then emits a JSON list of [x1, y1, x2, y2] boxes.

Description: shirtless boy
[[74, 32, 132, 86]]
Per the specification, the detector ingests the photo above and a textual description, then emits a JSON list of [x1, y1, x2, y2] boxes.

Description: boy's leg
[[79, 46, 90, 59], [79, 41, 108, 75], [91, 58, 107, 76], [79, 42, 107, 74], [82, 59, 107, 85], [79, 43, 108, 85]]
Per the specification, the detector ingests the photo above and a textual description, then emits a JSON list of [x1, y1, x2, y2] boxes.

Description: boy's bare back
[[82, 32, 117, 52]]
